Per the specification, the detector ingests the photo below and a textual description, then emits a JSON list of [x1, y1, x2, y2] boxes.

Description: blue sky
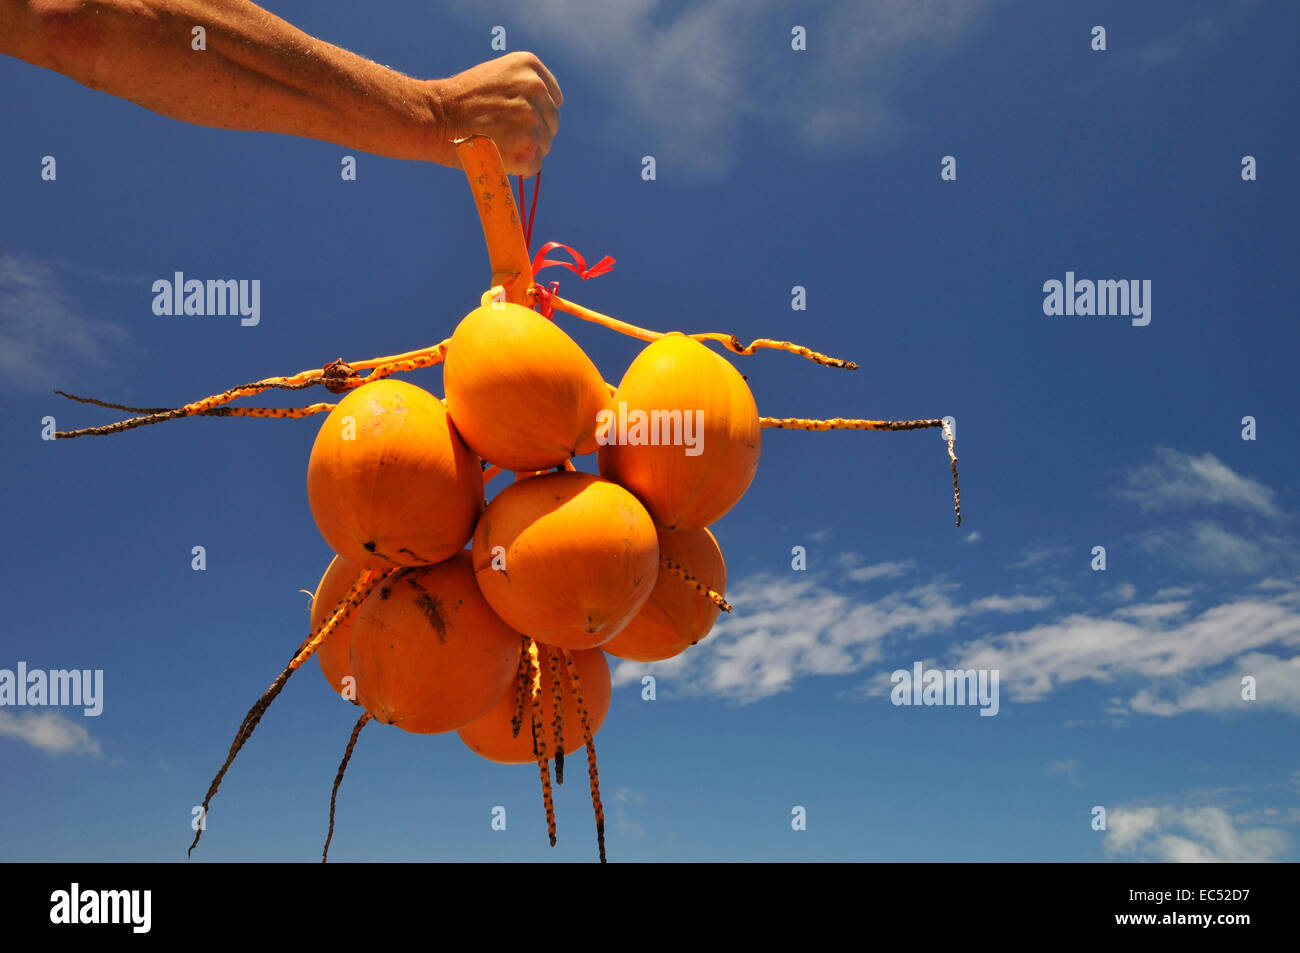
[[1, 0, 1297, 862]]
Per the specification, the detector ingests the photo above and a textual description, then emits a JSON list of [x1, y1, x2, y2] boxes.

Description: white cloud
[[958, 593, 1300, 708], [608, 445, 1298, 715], [1007, 545, 1069, 570], [1137, 520, 1280, 575], [1113, 601, 1188, 621], [969, 595, 1053, 613], [1105, 582, 1137, 603], [0, 254, 130, 392], [454, 0, 1000, 180], [1104, 805, 1290, 863], [614, 567, 1300, 714], [963, 531, 982, 543], [610, 573, 1050, 704], [0, 710, 102, 757], [845, 560, 915, 583], [1046, 759, 1080, 787], [610, 786, 646, 836], [1121, 446, 1281, 518], [1128, 2, 1262, 72], [1129, 652, 1300, 716]]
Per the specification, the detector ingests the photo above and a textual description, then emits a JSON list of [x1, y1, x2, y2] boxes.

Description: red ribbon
[[528, 241, 615, 321], [531, 242, 616, 281], [532, 280, 561, 320]]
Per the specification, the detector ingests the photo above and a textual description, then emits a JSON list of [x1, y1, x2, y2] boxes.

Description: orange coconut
[[458, 646, 611, 764], [602, 526, 727, 662], [597, 333, 760, 530], [307, 379, 483, 569], [349, 552, 521, 734], [471, 471, 659, 649], [312, 553, 365, 701], [443, 290, 611, 470]]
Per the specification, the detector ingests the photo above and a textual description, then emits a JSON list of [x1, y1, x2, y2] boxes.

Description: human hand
[[433, 51, 563, 176]]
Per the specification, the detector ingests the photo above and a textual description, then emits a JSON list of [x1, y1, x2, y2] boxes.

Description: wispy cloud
[[1113, 600, 1187, 621], [1104, 805, 1290, 862], [1129, 652, 1300, 716], [612, 446, 1298, 716], [1120, 447, 1295, 576], [1120, 446, 1281, 518], [835, 555, 915, 583], [958, 585, 1300, 711], [456, 0, 1001, 179], [1129, 0, 1263, 72], [0, 710, 102, 757], [615, 565, 1300, 714], [1007, 545, 1070, 570], [1046, 759, 1080, 787], [1136, 520, 1288, 576], [0, 254, 130, 392], [1105, 582, 1137, 603], [610, 572, 1052, 704], [610, 786, 646, 837]]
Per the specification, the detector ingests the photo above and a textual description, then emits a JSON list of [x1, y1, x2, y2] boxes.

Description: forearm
[[6, 0, 454, 164]]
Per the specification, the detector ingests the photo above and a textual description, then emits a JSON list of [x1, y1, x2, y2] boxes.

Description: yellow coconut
[[602, 526, 726, 662], [349, 552, 522, 734], [444, 291, 611, 470], [312, 553, 365, 701], [598, 333, 760, 530], [457, 646, 612, 764], [306, 380, 483, 569], [471, 471, 659, 649]]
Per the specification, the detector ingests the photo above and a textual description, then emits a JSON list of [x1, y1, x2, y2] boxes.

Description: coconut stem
[[53, 389, 336, 426], [186, 567, 388, 857], [288, 569, 389, 672], [761, 416, 962, 527], [526, 639, 557, 847], [213, 404, 336, 418], [322, 712, 370, 863], [53, 390, 169, 414], [549, 646, 565, 785], [510, 638, 530, 739], [540, 290, 857, 370], [660, 555, 732, 612], [482, 464, 503, 485], [560, 649, 606, 863], [942, 419, 961, 530], [54, 341, 450, 439]]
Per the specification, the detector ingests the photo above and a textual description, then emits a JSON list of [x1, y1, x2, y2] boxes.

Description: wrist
[[417, 77, 457, 166]]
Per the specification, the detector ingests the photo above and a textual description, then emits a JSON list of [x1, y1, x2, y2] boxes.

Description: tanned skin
[[1, 0, 562, 174]]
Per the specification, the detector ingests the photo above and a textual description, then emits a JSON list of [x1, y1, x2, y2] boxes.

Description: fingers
[[534, 88, 559, 143], [507, 140, 543, 178], [457, 51, 560, 175], [518, 148, 544, 178], [532, 57, 563, 108], [518, 53, 559, 173]]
